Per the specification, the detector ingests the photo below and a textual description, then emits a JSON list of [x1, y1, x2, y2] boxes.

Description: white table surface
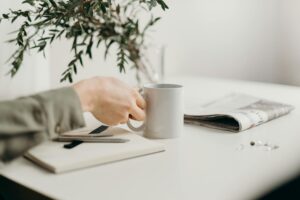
[[1, 76, 300, 200]]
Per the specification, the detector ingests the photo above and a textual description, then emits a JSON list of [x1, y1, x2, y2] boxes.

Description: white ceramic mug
[[127, 83, 184, 139]]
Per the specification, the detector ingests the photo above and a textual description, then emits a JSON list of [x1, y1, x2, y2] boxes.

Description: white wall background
[[154, 0, 282, 83], [280, 0, 300, 85], [0, 1, 50, 100], [1, 0, 300, 97]]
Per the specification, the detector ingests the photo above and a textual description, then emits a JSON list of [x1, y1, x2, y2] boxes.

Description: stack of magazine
[[184, 93, 294, 132]]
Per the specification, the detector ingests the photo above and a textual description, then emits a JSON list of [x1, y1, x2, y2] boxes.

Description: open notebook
[[24, 128, 165, 173]]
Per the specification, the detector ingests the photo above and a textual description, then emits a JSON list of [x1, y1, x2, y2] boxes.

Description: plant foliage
[[0, 0, 168, 82]]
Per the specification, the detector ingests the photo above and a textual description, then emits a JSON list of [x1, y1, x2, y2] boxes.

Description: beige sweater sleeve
[[0, 87, 86, 162]]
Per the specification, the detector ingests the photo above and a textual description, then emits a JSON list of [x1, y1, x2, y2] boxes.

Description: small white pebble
[[236, 144, 244, 151], [264, 142, 271, 147], [264, 146, 273, 151], [272, 145, 280, 150]]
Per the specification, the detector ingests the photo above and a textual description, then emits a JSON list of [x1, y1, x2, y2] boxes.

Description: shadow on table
[[258, 172, 300, 199], [0, 175, 51, 200], [1, 172, 300, 200]]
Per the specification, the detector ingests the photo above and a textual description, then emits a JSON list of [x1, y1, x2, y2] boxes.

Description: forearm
[[0, 87, 85, 162]]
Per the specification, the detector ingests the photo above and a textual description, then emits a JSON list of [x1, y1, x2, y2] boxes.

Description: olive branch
[[0, 0, 168, 82]]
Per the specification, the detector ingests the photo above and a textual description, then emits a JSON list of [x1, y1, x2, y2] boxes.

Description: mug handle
[[127, 119, 145, 132], [127, 87, 146, 132]]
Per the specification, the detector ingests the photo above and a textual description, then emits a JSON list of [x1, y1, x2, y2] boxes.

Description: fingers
[[129, 114, 136, 120], [135, 92, 146, 109], [130, 105, 145, 121], [131, 88, 146, 121]]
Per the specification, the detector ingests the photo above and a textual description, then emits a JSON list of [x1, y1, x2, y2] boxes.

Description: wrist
[[72, 81, 93, 112]]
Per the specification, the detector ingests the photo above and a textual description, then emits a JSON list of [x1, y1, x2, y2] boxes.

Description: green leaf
[[67, 73, 73, 83], [22, 0, 35, 6], [116, 4, 120, 14], [48, 0, 58, 8], [86, 36, 94, 59], [104, 40, 114, 59], [156, 0, 169, 10], [100, 3, 107, 13], [96, 38, 102, 48], [77, 50, 84, 66], [73, 64, 77, 74], [2, 14, 9, 19]]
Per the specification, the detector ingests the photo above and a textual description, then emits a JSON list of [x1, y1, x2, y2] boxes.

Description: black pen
[[63, 125, 110, 149]]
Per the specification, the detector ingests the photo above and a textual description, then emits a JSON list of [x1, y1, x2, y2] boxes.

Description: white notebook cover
[[24, 128, 165, 173]]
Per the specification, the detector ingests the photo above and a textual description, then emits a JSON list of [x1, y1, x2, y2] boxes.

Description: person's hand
[[72, 77, 146, 126]]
